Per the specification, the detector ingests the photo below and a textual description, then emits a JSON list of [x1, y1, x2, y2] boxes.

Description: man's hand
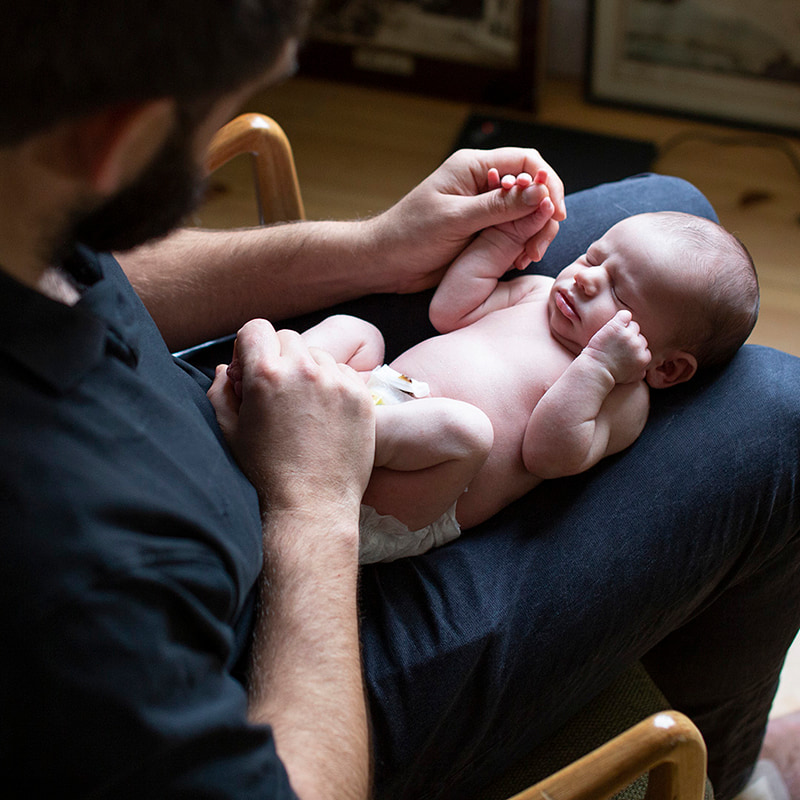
[[487, 168, 558, 269], [583, 311, 652, 385], [207, 319, 375, 800], [369, 147, 566, 295], [207, 318, 375, 520]]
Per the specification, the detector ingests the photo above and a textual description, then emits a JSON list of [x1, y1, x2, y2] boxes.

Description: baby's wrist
[[579, 347, 619, 386]]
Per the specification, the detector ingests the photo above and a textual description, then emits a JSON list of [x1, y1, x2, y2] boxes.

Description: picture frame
[[298, 0, 545, 110], [587, 0, 800, 134]]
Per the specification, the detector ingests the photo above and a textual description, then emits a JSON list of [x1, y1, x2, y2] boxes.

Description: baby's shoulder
[[505, 273, 554, 305]]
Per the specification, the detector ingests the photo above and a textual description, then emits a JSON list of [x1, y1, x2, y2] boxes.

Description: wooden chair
[[508, 711, 706, 800], [204, 112, 710, 800], [205, 112, 305, 224]]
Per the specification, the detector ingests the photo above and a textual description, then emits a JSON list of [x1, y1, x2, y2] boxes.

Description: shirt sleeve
[[5, 556, 298, 799]]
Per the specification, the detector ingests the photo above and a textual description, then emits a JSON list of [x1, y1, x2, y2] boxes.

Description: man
[[1, 2, 798, 798]]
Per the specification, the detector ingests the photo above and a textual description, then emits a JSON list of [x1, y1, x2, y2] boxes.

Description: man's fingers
[[233, 319, 281, 369], [475, 149, 566, 220]]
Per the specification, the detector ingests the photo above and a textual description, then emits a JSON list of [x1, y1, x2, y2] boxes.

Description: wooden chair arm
[[205, 112, 305, 224], [507, 712, 707, 800]]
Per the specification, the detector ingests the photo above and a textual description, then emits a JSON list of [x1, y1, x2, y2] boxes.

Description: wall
[[545, 0, 589, 78]]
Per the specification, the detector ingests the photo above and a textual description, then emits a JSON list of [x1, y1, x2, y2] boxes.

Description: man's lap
[[183, 173, 800, 798], [345, 175, 799, 798], [359, 342, 800, 800]]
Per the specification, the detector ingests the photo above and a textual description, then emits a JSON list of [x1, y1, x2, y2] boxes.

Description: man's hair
[[1, 0, 312, 146], [660, 213, 759, 371]]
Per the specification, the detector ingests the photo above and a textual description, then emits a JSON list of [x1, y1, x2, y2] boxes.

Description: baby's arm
[[429, 171, 556, 333], [522, 311, 651, 479]]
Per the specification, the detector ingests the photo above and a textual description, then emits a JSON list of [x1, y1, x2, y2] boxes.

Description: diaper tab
[[368, 364, 430, 405]]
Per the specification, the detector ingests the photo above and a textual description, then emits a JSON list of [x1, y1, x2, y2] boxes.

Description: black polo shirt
[[0, 247, 296, 797]]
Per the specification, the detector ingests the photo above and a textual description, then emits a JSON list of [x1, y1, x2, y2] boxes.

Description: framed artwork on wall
[[587, 0, 800, 133], [298, 0, 546, 110]]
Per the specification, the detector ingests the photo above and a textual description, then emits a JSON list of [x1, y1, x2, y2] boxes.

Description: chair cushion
[[480, 662, 713, 800]]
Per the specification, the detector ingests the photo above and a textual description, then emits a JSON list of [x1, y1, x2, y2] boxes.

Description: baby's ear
[[645, 351, 698, 389]]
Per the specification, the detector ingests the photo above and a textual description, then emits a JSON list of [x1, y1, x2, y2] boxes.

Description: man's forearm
[[247, 510, 369, 800], [118, 146, 569, 352], [119, 221, 385, 351]]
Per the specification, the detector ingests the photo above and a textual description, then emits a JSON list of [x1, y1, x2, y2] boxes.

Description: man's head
[[4, 1, 311, 267], [549, 212, 759, 387], [2, 1, 311, 147]]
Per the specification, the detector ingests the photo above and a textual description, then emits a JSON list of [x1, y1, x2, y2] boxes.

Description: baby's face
[[548, 214, 694, 357]]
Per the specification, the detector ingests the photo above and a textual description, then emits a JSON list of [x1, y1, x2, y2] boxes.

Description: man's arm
[[120, 220, 381, 352], [119, 148, 566, 351], [248, 508, 368, 800], [206, 320, 375, 800], [522, 312, 651, 479]]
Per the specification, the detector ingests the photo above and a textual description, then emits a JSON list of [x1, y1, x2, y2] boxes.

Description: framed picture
[[587, 0, 800, 133], [298, 0, 545, 110]]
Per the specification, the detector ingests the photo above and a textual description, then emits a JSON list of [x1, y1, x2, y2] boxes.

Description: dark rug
[[453, 113, 657, 194]]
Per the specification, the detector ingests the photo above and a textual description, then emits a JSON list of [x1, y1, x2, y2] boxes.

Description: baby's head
[[549, 211, 759, 388], [644, 212, 759, 370]]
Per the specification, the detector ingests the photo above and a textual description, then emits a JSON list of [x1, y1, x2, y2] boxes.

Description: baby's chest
[[444, 325, 570, 419]]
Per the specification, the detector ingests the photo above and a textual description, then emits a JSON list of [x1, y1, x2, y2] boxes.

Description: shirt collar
[[0, 247, 138, 394]]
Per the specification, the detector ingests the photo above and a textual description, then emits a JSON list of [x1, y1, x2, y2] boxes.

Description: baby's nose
[[574, 268, 601, 295]]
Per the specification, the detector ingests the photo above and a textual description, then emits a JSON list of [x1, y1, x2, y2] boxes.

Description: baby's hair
[[655, 212, 759, 371]]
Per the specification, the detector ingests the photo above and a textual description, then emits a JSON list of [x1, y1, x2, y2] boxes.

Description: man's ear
[[79, 100, 176, 195], [37, 100, 176, 195], [645, 350, 698, 389]]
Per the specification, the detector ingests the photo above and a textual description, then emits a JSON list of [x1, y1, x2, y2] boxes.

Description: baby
[[242, 173, 759, 562]]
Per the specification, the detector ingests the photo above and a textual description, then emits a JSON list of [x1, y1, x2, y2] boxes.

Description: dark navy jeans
[[194, 174, 800, 800]]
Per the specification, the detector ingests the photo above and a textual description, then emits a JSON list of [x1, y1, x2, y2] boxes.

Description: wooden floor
[[197, 74, 800, 717], [199, 74, 800, 359]]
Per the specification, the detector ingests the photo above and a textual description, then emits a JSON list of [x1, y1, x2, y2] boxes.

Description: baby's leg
[[300, 314, 385, 371], [430, 175, 556, 331], [364, 397, 494, 531]]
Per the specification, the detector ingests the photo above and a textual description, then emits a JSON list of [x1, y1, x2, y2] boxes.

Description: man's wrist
[[262, 505, 361, 570]]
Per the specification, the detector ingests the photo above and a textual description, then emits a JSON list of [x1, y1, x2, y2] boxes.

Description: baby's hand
[[584, 311, 651, 384]]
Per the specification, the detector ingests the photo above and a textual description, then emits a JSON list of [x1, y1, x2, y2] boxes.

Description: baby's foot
[[487, 169, 554, 268]]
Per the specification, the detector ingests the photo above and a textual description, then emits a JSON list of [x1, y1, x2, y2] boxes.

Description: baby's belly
[[454, 432, 543, 529], [389, 318, 572, 528], [391, 333, 536, 412], [391, 343, 546, 529]]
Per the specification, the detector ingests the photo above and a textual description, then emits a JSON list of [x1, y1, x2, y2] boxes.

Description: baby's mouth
[[556, 289, 580, 321]]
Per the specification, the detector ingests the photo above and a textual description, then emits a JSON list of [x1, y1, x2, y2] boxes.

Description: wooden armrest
[[508, 712, 707, 800], [205, 112, 305, 224]]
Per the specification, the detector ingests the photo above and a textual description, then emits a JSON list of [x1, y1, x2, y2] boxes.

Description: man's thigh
[[359, 343, 800, 800]]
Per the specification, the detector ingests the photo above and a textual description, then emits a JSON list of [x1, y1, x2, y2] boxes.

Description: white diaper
[[359, 503, 462, 563]]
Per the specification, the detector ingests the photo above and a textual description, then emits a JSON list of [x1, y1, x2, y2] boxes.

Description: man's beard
[[65, 116, 206, 258]]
